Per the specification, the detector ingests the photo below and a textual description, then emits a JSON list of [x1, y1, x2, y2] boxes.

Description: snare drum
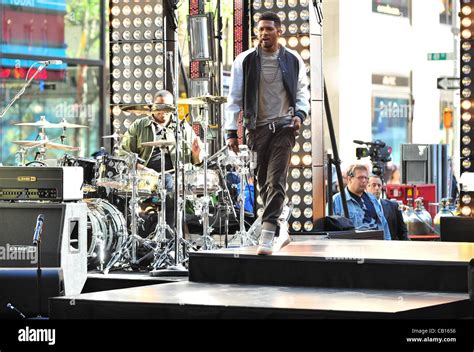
[[185, 168, 221, 195], [60, 156, 98, 192], [118, 170, 160, 195], [96, 155, 129, 189], [85, 199, 128, 270]]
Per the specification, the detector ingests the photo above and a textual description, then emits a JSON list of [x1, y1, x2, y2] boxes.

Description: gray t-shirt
[[257, 47, 291, 127]]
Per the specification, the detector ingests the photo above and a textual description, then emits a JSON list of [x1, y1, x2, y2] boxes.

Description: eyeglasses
[[353, 176, 368, 181]]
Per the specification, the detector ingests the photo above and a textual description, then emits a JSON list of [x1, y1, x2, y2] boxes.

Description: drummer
[[120, 90, 203, 225], [120, 90, 203, 187]]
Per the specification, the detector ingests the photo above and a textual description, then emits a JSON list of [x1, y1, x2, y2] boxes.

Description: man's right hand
[[227, 137, 239, 154]]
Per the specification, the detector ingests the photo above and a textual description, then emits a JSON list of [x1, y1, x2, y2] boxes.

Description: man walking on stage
[[224, 11, 310, 255]]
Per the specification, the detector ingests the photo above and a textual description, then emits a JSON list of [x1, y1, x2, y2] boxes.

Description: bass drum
[[85, 199, 128, 270]]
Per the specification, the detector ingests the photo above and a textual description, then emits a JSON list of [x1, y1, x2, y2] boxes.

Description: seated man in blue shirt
[[332, 164, 391, 240]]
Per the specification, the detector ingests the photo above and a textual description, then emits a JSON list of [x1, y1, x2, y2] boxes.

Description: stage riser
[[189, 255, 469, 293], [48, 299, 471, 319]]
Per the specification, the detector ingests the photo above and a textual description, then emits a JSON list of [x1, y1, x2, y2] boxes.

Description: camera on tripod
[[353, 139, 392, 177]]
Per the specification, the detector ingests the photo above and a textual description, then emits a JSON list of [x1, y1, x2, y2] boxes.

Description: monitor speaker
[[0, 203, 87, 295]]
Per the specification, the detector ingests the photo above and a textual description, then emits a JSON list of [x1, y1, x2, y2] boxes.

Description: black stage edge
[[189, 240, 474, 293], [49, 281, 472, 319], [82, 271, 187, 293]]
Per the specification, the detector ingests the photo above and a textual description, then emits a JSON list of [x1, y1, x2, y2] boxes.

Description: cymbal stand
[[232, 145, 258, 247], [198, 104, 217, 250], [103, 152, 141, 274], [217, 161, 238, 247]]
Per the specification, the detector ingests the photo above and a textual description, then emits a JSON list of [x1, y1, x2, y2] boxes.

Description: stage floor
[[49, 281, 470, 319]]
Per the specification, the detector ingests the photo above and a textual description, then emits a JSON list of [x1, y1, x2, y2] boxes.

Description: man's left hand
[[292, 116, 302, 132]]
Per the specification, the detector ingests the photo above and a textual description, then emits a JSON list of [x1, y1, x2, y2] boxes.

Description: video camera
[[354, 139, 392, 177]]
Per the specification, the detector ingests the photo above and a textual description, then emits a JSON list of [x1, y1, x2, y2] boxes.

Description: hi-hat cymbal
[[177, 95, 227, 106], [43, 142, 80, 151], [121, 103, 175, 115], [141, 140, 176, 148], [102, 132, 124, 139]]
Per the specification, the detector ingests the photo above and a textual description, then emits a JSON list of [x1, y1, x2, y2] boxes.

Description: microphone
[[6, 303, 26, 319], [38, 60, 63, 65], [32, 214, 45, 245]]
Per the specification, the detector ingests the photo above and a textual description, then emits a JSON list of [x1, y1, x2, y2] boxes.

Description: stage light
[[112, 106, 121, 116], [462, 29, 472, 39], [144, 4, 153, 15], [253, 12, 262, 22], [292, 208, 301, 218], [463, 65, 471, 74], [463, 53, 472, 62], [300, 23, 309, 33], [301, 49, 310, 60], [304, 195, 312, 205], [461, 205, 472, 216], [288, 10, 298, 21], [112, 81, 121, 91], [123, 94, 132, 104], [462, 18, 472, 27], [303, 168, 312, 179], [113, 118, 122, 129], [113, 93, 121, 104], [144, 68, 153, 78], [462, 147, 471, 157], [278, 38, 287, 46], [303, 181, 312, 192], [123, 81, 131, 91], [463, 89, 472, 98], [463, 123, 471, 133], [462, 100, 472, 110], [112, 69, 121, 79], [304, 221, 313, 231], [277, 0, 285, 8], [288, 36, 299, 48], [292, 143, 300, 153], [288, 0, 298, 7], [123, 68, 132, 79], [302, 129, 311, 139], [154, 4, 163, 14], [462, 5, 472, 16], [292, 221, 302, 231], [123, 18, 131, 28], [188, 13, 215, 61], [291, 168, 301, 179], [464, 159, 472, 169], [291, 155, 301, 166], [253, 0, 262, 10], [134, 81, 142, 91], [288, 24, 298, 34], [463, 194, 472, 204], [291, 182, 301, 192], [123, 119, 132, 129], [264, 0, 274, 9], [134, 93, 142, 103], [144, 94, 153, 103], [463, 77, 472, 86], [292, 195, 301, 205], [300, 36, 310, 47], [277, 11, 286, 21], [304, 208, 312, 218], [133, 5, 142, 15], [302, 155, 312, 166], [300, 10, 309, 21]]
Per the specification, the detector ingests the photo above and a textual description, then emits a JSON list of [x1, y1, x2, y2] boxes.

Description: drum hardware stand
[[103, 152, 142, 274], [214, 152, 239, 247], [150, 45, 191, 276], [195, 103, 217, 250], [231, 145, 258, 247]]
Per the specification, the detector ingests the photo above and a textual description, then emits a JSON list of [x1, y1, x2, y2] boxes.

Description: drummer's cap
[[154, 90, 173, 105]]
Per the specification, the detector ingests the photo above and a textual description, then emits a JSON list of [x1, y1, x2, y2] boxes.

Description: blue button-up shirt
[[332, 188, 392, 240]]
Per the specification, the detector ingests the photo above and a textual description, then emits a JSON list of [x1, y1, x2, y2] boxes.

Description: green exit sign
[[427, 52, 455, 61]]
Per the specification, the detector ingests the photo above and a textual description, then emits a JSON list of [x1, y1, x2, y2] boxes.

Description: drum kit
[[10, 95, 258, 275]]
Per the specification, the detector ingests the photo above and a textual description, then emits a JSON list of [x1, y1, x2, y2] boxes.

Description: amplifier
[[0, 167, 83, 201]]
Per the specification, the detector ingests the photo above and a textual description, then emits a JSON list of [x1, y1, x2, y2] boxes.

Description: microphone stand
[[35, 237, 43, 318], [0, 62, 48, 120]]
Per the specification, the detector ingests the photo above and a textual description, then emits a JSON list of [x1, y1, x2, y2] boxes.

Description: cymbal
[[177, 95, 227, 106], [15, 118, 58, 128], [121, 103, 175, 115], [12, 140, 49, 148], [43, 142, 80, 152], [141, 140, 176, 148], [102, 132, 124, 139], [56, 119, 88, 129]]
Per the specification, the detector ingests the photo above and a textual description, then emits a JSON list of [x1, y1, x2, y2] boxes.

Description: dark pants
[[247, 125, 296, 226]]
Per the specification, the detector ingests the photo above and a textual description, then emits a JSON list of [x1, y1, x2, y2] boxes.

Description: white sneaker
[[257, 230, 274, 255], [273, 223, 291, 251]]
